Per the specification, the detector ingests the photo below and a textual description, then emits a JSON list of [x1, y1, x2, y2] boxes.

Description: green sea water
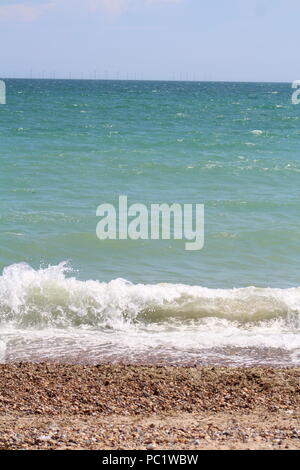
[[0, 79, 300, 366]]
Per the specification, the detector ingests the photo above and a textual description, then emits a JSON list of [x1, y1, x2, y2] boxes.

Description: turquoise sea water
[[0, 79, 300, 365]]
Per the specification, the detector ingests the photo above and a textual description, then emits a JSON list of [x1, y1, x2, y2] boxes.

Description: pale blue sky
[[0, 0, 299, 81]]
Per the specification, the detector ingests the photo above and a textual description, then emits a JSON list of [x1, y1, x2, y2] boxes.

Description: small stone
[[147, 443, 156, 450], [38, 435, 52, 442]]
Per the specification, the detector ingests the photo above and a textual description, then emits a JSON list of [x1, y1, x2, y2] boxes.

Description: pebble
[[146, 443, 156, 450], [38, 435, 52, 442]]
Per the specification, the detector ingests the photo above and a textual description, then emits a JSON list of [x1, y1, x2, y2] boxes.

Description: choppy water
[[0, 79, 300, 366]]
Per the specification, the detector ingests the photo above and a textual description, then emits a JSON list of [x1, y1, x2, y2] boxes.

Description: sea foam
[[0, 262, 300, 329], [0, 263, 300, 365]]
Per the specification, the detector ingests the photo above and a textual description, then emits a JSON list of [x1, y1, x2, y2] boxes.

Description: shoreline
[[0, 363, 299, 450]]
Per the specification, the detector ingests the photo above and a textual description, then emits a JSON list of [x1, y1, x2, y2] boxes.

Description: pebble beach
[[0, 363, 299, 450]]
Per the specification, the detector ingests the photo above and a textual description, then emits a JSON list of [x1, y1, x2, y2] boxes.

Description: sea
[[0, 78, 300, 366]]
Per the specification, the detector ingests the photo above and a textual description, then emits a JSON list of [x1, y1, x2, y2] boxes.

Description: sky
[[0, 0, 299, 82]]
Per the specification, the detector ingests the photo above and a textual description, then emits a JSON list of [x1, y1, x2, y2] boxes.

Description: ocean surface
[[0, 79, 300, 366]]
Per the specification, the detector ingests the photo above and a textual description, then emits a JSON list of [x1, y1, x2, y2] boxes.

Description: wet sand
[[0, 363, 299, 450]]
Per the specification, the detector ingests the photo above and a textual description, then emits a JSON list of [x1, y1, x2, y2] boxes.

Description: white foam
[[0, 262, 300, 327], [250, 129, 264, 135], [0, 263, 300, 364], [0, 339, 6, 363]]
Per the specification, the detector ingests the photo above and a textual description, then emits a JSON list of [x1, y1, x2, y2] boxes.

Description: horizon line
[[0, 77, 292, 85]]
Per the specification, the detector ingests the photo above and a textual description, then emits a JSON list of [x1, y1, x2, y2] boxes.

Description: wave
[[250, 129, 264, 135], [0, 262, 300, 329]]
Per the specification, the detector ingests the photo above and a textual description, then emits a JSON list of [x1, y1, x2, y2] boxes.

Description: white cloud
[[146, 0, 182, 3], [0, 0, 184, 22], [0, 1, 54, 22], [82, 0, 183, 15], [85, 0, 130, 15]]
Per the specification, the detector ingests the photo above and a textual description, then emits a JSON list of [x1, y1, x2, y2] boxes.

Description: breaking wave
[[0, 262, 300, 329]]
